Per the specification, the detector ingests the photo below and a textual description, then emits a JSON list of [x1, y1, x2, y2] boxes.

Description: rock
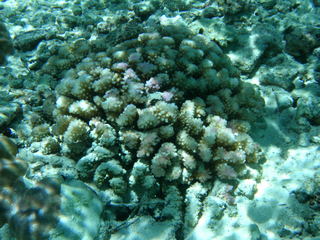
[[133, 2, 155, 20], [249, 224, 262, 240], [284, 26, 320, 63], [259, 54, 301, 90], [51, 180, 103, 240], [14, 29, 56, 51], [274, 89, 293, 111], [0, 22, 13, 64], [0, 99, 20, 129], [235, 179, 257, 199], [227, 24, 283, 73], [110, 216, 176, 240]]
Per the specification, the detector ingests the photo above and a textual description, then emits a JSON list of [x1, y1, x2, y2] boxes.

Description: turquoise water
[[0, 1, 320, 240]]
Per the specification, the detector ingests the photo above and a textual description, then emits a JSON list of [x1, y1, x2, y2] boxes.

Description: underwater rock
[[51, 180, 103, 240], [0, 135, 26, 187], [284, 26, 320, 63], [0, 22, 13, 65], [0, 101, 21, 130], [14, 29, 56, 51]]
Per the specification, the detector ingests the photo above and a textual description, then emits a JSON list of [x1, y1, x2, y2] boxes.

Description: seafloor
[[0, 0, 320, 240]]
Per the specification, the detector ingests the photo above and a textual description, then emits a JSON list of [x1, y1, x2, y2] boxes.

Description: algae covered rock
[[0, 22, 13, 65], [51, 180, 103, 240]]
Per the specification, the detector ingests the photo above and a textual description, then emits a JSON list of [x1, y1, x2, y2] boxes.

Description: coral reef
[[51, 19, 263, 188], [0, 13, 266, 238], [13, 16, 263, 237], [10, 0, 320, 239]]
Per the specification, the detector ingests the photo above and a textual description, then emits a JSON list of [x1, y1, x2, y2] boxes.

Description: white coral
[[116, 104, 138, 127], [64, 119, 90, 144], [137, 108, 160, 130], [69, 100, 98, 119]]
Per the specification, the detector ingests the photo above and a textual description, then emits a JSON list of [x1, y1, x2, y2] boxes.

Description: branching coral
[[31, 16, 265, 233], [51, 16, 264, 186]]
